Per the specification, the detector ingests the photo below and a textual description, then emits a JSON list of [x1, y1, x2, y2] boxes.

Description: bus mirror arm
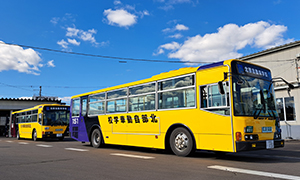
[[224, 72, 228, 80], [218, 72, 229, 95], [272, 77, 295, 91], [218, 81, 225, 95]]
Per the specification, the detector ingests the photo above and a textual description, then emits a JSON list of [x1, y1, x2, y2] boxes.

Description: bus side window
[[200, 83, 230, 116], [81, 98, 87, 117]]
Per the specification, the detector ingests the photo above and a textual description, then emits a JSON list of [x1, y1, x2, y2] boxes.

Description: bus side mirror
[[38, 114, 42, 124], [218, 81, 225, 95]]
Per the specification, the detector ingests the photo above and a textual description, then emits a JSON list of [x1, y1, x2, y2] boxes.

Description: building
[[0, 97, 65, 137], [239, 40, 300, 139]]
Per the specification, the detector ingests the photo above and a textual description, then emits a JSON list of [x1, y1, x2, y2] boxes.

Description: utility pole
[[39, 86, 42, 97], [296, 53, 300, 83]]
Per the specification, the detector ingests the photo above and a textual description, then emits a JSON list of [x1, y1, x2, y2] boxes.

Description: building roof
[[0, 97, 61, 103], [239, 40, 300, 60]]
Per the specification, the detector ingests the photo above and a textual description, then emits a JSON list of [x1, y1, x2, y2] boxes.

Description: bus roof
[[71, 59, 257, 99], [12, 104, 69, 114]]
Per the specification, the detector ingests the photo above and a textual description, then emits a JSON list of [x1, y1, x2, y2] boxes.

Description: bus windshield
[[43, 107, 70, 126], [233, 75, 278, 118]]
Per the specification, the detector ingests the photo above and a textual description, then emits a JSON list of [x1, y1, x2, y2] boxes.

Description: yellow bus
[[12, 104, 70, 141], [70, 59, 287, 156]]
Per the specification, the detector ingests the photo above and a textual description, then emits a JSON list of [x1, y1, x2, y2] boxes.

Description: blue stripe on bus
[[197, 61, 224, 71]]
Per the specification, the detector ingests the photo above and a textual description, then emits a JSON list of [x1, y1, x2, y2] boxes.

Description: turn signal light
[[236, 132, 242, 141]]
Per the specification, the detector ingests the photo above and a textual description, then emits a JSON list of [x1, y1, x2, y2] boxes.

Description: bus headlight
[[244, 134, 258, 140]]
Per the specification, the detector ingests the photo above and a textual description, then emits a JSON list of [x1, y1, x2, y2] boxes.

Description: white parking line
[[19, 142, 29, 145], [6, 141, 13, 143], [65, 148, 89, 152], [110, 153, 155, 160], [36, 144, 53, 148], [208, 165, 300, 180]]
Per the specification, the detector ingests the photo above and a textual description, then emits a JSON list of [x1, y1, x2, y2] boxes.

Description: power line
[[0, 83, 104, 90], [0, 42, 213, 64], [2, 42, 295, 64], [0, 82, 33, 92]]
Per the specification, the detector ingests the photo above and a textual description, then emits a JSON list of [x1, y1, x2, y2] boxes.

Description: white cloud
[[254, 23, 288, 48], [66, 27, 97, 44], [79, 29, 97, 44], [169, 33, 183, 39], [103, 2, 149, 28], [162, 27, 172, 33], [114, 0, 122, 5], [160, 41, 181, 50], [47, 60, 55, 67], [157, 0, 193, 10], [163, 23, 189, 33], [50, 13, 76, 25], [155, 21, 293, 64], [50, 17, 60, 25], [68, 38, 80, 46], [103, 9, 137, 28], [175, 24, 189, 31], [153, 48, 165, 56], [0, 41, 43, 75], [58, 26, 99, 49], [143, 10, 150, 16], [57, 39, 69, 49], [66, 27, 80, 37], [154, 41, 180, 55]]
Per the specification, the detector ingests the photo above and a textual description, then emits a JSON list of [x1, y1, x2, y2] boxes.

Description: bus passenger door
[[71, 97, 89, 142], [79, 96, 89, 142]]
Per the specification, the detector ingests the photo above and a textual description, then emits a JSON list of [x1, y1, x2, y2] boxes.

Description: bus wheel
[[17, 130, 20, 140], [170, 127, 194, 157], [32, 130, 37, 141], [91, 128, 102, 148]]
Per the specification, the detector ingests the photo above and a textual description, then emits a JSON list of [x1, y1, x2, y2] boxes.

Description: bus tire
[[32, 129, 37, 141], [170, 127, 194, 157], [91, 128, 102, 148], [17, 130, 20, 140]]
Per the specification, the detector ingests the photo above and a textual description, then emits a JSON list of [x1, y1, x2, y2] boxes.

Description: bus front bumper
[[236, 139, 284, 152], [42, 132, 67, 139]]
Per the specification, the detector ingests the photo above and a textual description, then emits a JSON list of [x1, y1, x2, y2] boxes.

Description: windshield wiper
[[267, 110, 276, 119], [254, 108, 263, 119], [253, 89, 267, 119]]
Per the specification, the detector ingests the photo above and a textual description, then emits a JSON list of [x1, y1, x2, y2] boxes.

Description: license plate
[[57, 133, 62, 137], [262, 127, 272, 133], [266, 140, 274, 149]]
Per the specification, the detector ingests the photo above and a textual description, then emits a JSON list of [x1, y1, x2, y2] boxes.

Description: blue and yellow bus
[[70, 59, 285, 156], [12, 104, 70, 141]]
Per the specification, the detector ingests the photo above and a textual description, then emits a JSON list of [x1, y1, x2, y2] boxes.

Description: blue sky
[[0, 0, 299, 104]]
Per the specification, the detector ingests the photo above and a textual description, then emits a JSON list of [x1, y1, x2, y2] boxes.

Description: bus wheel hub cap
[[175, 133, 188, 151]]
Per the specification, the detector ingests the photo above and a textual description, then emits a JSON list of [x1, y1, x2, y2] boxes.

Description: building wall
[[276, 88, 300, 139], [0, 101, 61, 110], [240, 42, 300, 139]]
